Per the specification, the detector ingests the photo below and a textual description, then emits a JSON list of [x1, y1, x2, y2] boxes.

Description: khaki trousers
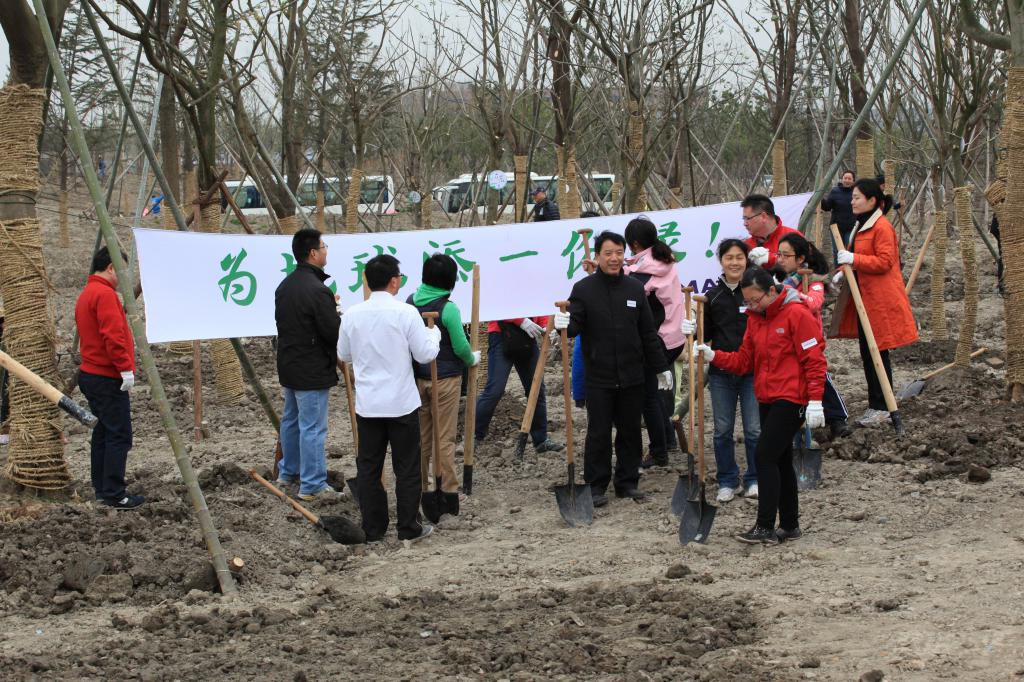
[[416, 375, 461, 493]]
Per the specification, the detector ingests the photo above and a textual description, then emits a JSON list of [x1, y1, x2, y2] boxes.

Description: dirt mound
[[0, 580, 776, 680], [825, 366, 1023, 479], [197, 462, 251, 491], [891, 339, 957, 365]]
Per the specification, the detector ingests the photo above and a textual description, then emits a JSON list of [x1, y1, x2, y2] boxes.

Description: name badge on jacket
[[626, 300, 637, 308]]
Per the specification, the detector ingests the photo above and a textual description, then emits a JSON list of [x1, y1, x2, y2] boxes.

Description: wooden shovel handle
[[830, 224, 899, 413], [463, 265, 481, 468], [520, 317, 555, 432], [693, 295, 706, 482], [0, 349, 97, 427], [683, 287, 695, 455], [556, 301, 574, 467], [797, 268, 813, 294], [422, 312, 443, 487], [922, 347, 988, 381], [250, 469, 321, 525], [577, 228, 593, 261]]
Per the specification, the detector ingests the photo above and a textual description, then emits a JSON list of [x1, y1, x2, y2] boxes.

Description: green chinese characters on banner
[[218, 249, 257, 306], [349, 245, 406, 292], [423, 239, 476, 282]]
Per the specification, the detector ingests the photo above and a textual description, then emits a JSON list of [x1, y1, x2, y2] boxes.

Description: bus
[[432, 172, 615, 216], [221, 174, 396, 216]]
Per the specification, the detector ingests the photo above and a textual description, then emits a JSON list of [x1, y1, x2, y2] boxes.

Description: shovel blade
[[897, 378, 926, 400], [554, 483, 594, 527], [318, 515, 366, 545], [678, 488, 717, 545], [794, 446, 822, 491], [421, 490, 443, 524], [670, 457, 698, 518], [514, 431, 529, 459]]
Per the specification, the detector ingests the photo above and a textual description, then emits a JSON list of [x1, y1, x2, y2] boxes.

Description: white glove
[[426, 326, 442, 344], [693, 343, 714, 362], [657, 370, 673, 391], [519, 318, 544, 339], [553, 311, 571, 330], [469, 350, 481, 366], [831, 271, 845, 286], [805, 400, 825, 429], [836, 250, 854, 266], [119, 371, 135, 391], [748, 246, 769, 266], [680, 317, 696, 336]]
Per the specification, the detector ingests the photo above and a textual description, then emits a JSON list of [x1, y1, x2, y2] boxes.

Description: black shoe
[[615, 486, 646, 500], [640, 456, 655, 469], [652, 453, 669, 466], [735, 525, 779, 545], [103, 494, 145, 510], [591, 491, 609, 508], [829, 419, 852, 439], [398, 524, 435, 543], [776, 526, 803, 543], [535, 439, 564, 454]]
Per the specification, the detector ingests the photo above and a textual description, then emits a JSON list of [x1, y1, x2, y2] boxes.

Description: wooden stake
[[192, 340, 203, 443], [462, 264, 481, 494]]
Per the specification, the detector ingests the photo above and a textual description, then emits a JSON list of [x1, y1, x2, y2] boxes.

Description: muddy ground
[[1, 197, 1022, 681]]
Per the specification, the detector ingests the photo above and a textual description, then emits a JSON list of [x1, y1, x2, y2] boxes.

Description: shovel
[[552, 301, 593, 527], [897, 347, 988, 399], [0, 349, 97, 427], [794, 424, 821, 491], [671, 287, 697, 517], [514, 318, 556, 458], [462, 264, 481, 494], [679, 295, 717, 545], [250, 470, 366, 544], [420, 312, 445, 523]]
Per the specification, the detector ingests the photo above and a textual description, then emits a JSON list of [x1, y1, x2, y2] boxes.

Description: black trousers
[[857, 323, 893, 411], [584, 383, 644, 493], [0, 362, 9, 425], [755, 400, 803, 531], [355, 410, 424, 541], [642, 370, 668, 457], [78, 371, 132, 501]]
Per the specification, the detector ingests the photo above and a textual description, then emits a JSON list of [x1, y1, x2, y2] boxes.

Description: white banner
[[135, 193, 812, 342]]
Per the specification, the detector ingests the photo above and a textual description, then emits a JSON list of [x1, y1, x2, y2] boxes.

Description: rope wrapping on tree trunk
[[513, 154, 527, 222], [278, 213, 299, 235], [199, 201, 245, 404], [954, 185, 977, 366], [344, 168, 364, 234], [563, 147, 581, 219], [1003, 67, 1024, 389], [771, 139, 787, 196], [315, 189, 327, 231], [931, 210, 948, 341], [0, 83, 69, 490], [856, 138, 875, 180]]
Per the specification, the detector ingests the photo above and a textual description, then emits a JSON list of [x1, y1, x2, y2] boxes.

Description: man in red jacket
[[75, 247, 143, 510], [741, 194, 800, 270]]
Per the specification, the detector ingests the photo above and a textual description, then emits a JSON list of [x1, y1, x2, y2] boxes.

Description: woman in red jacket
[[694, 267, 827, 545], [834, 178, 918, 426]]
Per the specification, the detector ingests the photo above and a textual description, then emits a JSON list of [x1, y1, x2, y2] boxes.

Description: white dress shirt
[[338, 291, 441, 418]]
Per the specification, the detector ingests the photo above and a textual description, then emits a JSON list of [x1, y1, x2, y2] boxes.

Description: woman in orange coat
[[834, 178, 918, 426]]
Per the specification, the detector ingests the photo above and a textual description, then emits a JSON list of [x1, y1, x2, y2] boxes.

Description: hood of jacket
[[412, 283, 451, 306]]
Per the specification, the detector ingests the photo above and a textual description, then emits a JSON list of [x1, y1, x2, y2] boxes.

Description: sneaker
[[776, 526, 803, 543], [857, 408, 889, 426], [735, 525, 779, 545], [400, 524, 434, 544], [744, 483, 759, 499], [275, 475, 298, 486], [103, 494, 145, 510], [716, 486, 737, 503], [829, 419, 852, 439], [297, 485, 340, 502], [535, 439, 564, 454], [615, 486, 646, 500]]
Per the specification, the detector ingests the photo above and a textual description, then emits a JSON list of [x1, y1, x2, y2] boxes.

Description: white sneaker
[[716, 486, 737, 503], [857, 408, 889, 426], [297, 485, 341, 502], [744, 482, 759, 499]]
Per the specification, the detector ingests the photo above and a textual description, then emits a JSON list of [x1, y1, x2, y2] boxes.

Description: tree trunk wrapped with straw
[[513, 154, 527, 222], [626, 99, 646, 212], [0, 85, 69, 490], [610, 181, 622, 213], [771, 139, 787, 195], [278, 213, 299, 236], [562, 147, 581, 219], [198, 201, 245, 404], [1003, 67, 1024, 399], [419, 186, 432, 230], [954, 185, 978, 366], [931, 210, 948, 341], [344, 168, 363, 233], [315, 188, 326, 231], [856, 137, 875, 180]]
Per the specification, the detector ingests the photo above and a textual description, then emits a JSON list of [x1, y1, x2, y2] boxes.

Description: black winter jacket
[[534, 199, 561, 222], [274, 262, 340, 390], [566, 268, 668, 389], [820, 184, 855, 235], [702, 276, 752, 377]]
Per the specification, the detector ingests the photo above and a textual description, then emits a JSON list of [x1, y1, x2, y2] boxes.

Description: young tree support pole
[[34, 0, 236, 595]]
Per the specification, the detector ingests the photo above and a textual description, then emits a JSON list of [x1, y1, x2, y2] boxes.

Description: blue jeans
[[279, 387, 330, 495], [708, 371, 759, 489], [475, 332, 547, 445]]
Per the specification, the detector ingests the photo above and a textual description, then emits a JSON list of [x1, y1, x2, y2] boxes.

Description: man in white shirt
[[339, 254, 441, 543]]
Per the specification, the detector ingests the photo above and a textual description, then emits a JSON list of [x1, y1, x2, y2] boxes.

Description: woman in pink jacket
[[624, 217, 686, 466]]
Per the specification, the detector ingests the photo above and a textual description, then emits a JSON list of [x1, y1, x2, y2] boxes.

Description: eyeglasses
[[776, 250, 796, 259], [317, 243, 328, 250], [741, 211, 764, 223], [743, 291, 768, 307]]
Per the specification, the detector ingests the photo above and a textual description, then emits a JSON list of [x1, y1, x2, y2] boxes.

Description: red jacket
[[744, 220, 801, 269], [710, 287, 826, 405], [486, 316, 551, 334], [75, 275, 135, 379]]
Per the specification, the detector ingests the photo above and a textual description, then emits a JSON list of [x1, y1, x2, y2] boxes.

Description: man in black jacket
[[275, 228, 340, 501], [532, 187, 561, 222], [554, 231, 670, 506], [820, 170, 855, 263]]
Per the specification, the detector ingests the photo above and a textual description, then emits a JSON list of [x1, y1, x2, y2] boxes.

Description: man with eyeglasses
[[741, 194, 800, 270], [275, 228, 341, 501]]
